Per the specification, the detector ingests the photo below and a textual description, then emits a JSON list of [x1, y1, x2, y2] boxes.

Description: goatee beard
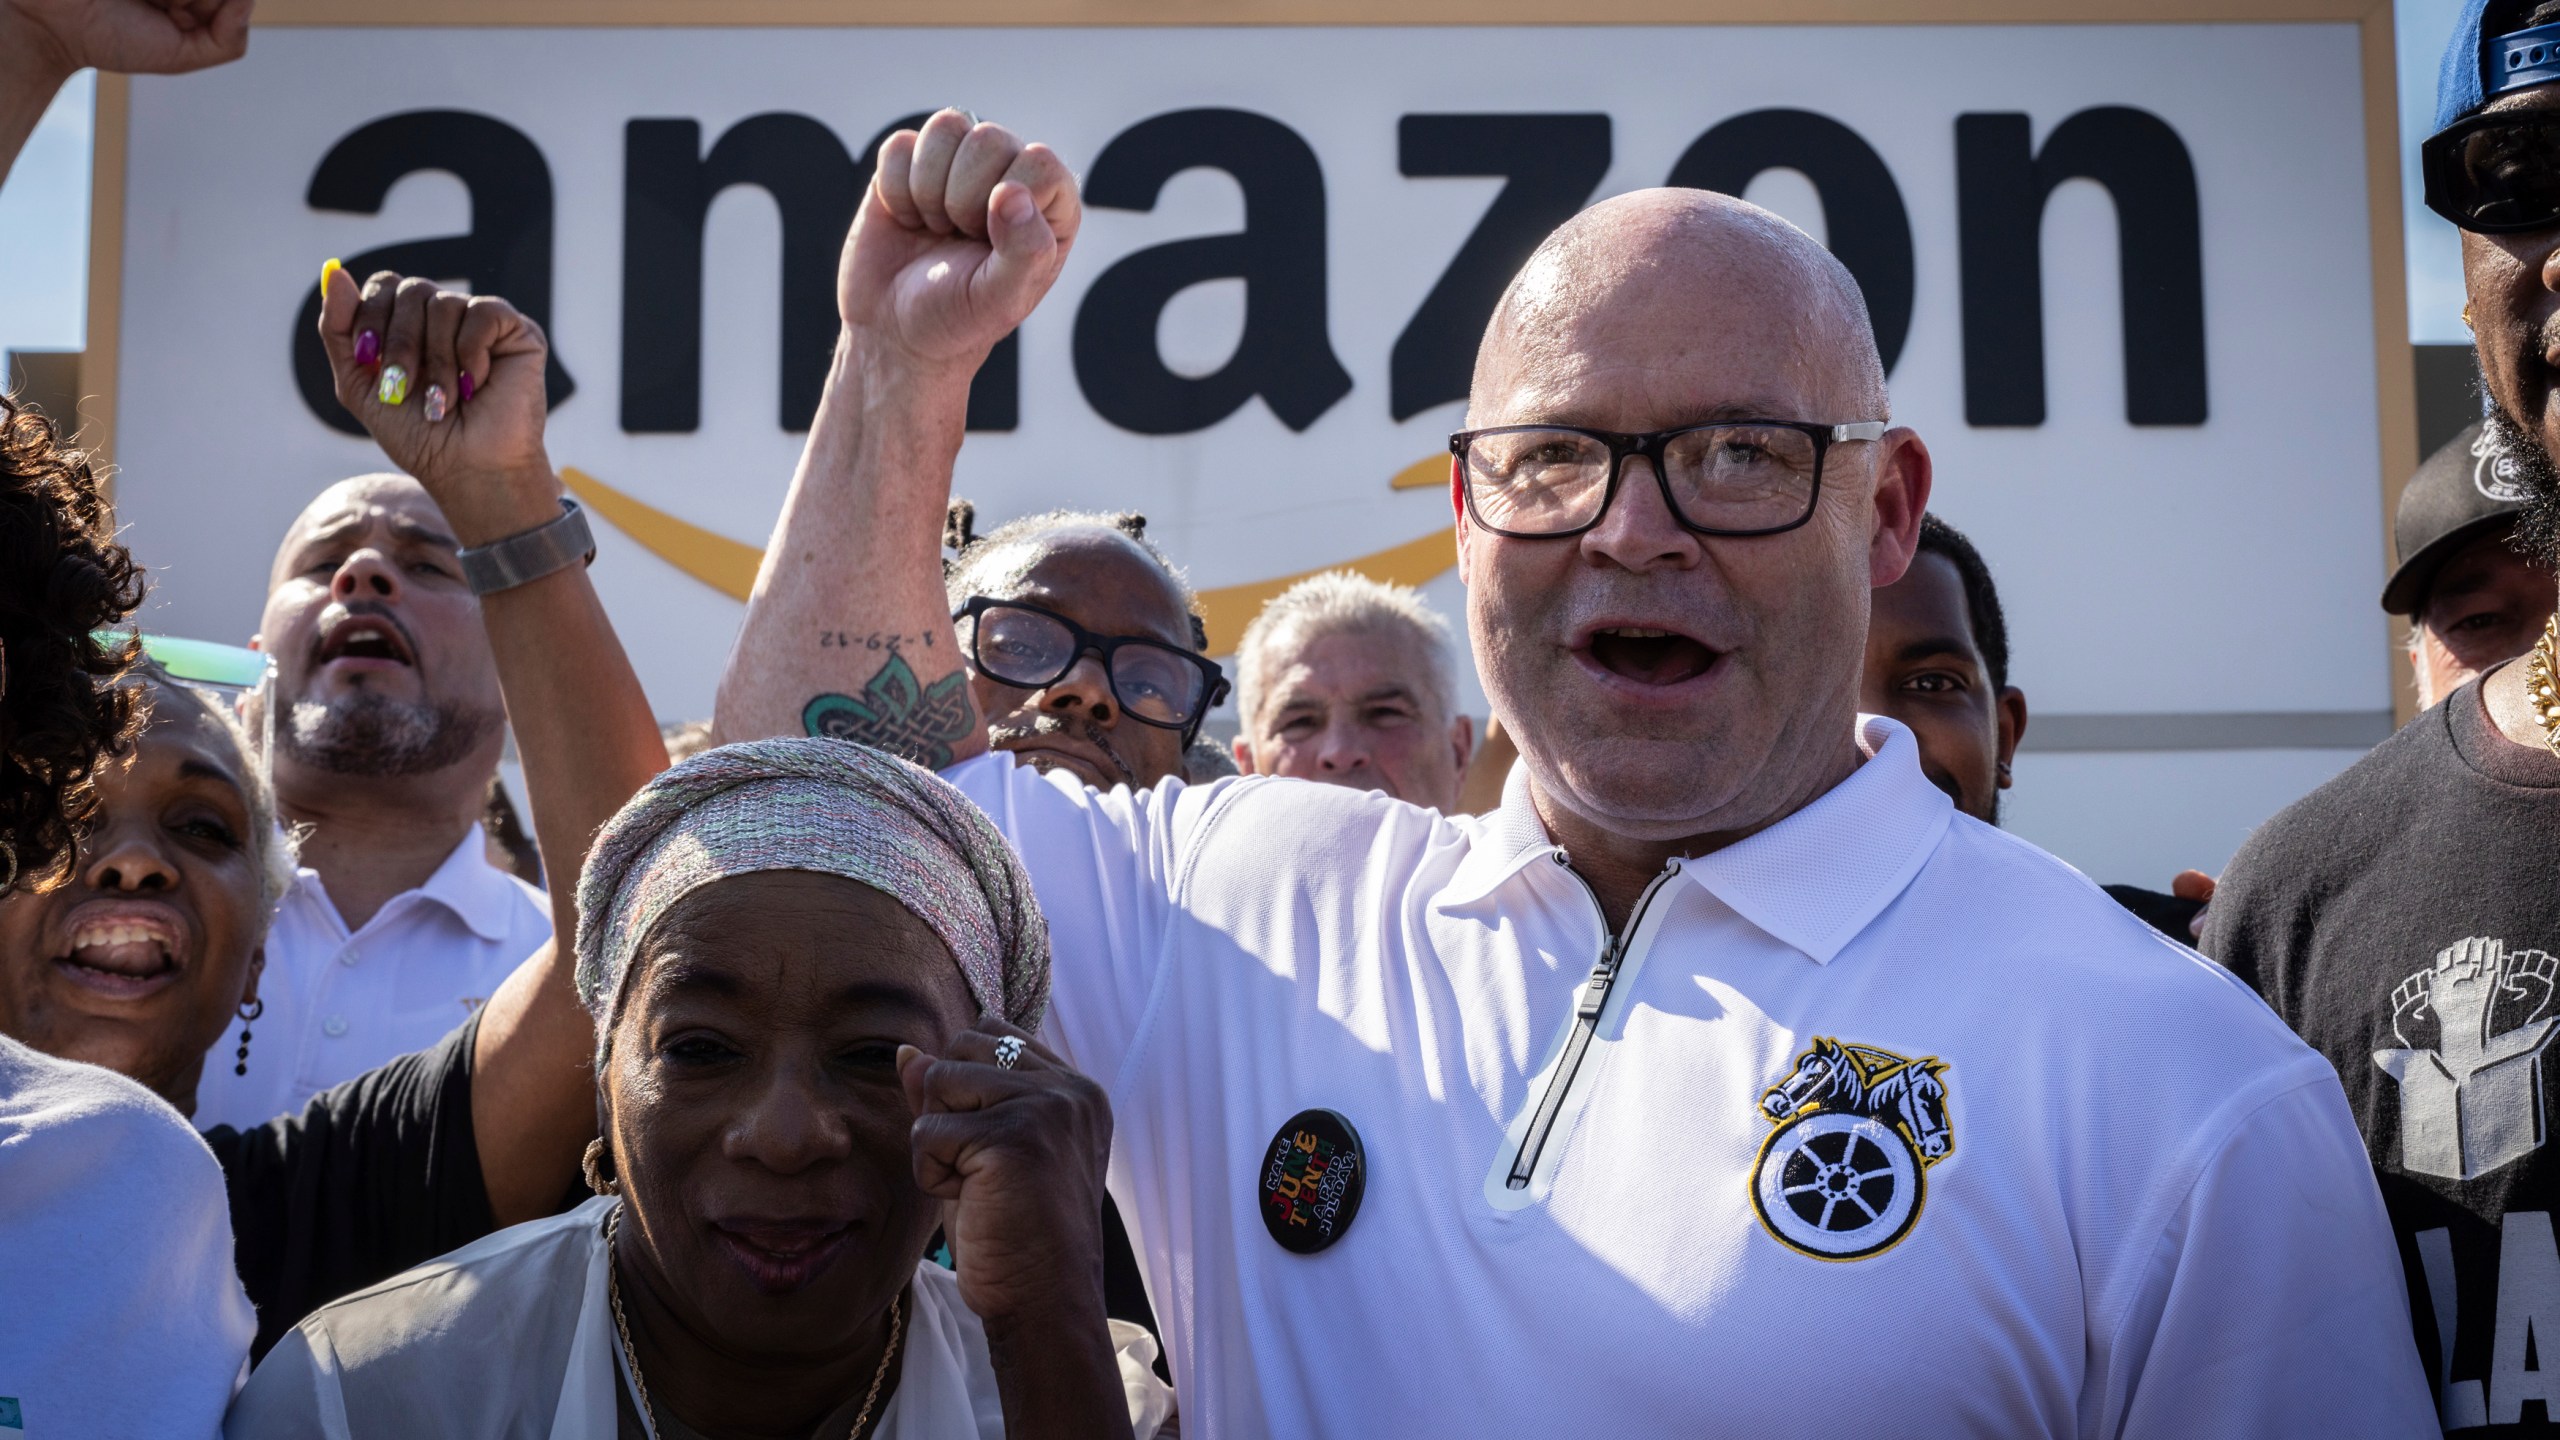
[[281, 691, 491, 777]]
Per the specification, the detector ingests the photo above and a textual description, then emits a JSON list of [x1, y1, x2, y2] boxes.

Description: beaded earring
[[233, 996, 264, 1076]]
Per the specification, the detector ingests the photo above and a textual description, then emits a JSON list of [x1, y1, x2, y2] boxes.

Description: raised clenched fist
[[314, 262, 562, 546], [0, 0, 251, 82], [839, 109, 1081, 377]]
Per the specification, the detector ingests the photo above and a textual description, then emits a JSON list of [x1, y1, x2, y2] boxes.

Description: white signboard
[[96, 15, 2403, 885]]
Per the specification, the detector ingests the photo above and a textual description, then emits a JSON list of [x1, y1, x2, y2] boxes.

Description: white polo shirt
[[947, 715, 2433, 1439], [191, 825, 550, 1131]]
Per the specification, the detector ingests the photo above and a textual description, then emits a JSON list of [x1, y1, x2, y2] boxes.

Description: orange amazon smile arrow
[[557, 463, 1459, 655]]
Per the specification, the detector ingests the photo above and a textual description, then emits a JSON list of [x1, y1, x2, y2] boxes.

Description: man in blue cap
[[2204, 3, 2560, 1429]]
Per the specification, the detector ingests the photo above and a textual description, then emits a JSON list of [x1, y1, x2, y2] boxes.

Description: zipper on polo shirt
[[1505, 859, 1682, 1190]]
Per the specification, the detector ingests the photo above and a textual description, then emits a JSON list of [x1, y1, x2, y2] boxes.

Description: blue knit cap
[[2439, 0, 2560, 131]]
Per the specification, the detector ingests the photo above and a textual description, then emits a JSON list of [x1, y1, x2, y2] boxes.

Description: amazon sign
[[99, 16, 2400, 881]]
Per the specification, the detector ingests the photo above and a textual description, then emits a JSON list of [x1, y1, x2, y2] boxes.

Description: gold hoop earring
[[2464, 302, 2476, 330], [582, 1137, 621, 1196]]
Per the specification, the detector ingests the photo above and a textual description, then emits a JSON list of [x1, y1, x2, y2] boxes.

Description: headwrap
[[574, 738, 1049, 1045]]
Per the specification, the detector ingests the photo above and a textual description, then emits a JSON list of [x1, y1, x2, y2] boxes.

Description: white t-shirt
[[192, 825, 549, 1130], [0, 1036, 253, 1439], [946, 714, 2437, 1439]]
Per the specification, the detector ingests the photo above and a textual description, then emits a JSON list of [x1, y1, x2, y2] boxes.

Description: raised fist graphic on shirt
[[2377, 937, 2560, 1181]]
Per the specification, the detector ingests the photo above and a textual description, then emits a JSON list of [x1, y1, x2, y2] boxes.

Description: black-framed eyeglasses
[[2425, 111, 2560, 234], [1448, 419, 1888, 539], [953, 596, 1230, 740]]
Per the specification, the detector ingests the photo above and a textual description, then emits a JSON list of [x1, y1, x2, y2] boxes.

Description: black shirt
[[2102, 883, 2205, 941], [2204, 677, 2560, 1433], [205, 1015, 493, 1360]]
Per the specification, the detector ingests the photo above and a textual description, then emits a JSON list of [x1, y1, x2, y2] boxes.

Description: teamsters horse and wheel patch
[[1751, 1038, 1955, 1261]]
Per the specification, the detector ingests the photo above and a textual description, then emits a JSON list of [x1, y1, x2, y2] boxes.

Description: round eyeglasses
[[953, 597, 1229, 740], [1449, 419, 1886, 539]]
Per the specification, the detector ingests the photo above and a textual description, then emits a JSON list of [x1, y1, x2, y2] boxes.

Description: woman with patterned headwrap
[[226, 739, 1170, 1440]]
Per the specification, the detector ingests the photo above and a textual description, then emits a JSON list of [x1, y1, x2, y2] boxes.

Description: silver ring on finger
[[993, 1036, 1025, 1070]]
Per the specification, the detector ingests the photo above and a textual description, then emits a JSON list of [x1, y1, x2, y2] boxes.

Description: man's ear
[[1452, 459, 1480, 585], [1994, 686, 2028, 788], [1868, 428, 1933, 589], [1231, 736, 1256, 774], [1449, 711, 1476, 774]]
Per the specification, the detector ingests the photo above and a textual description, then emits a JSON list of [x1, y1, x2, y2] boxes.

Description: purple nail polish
[[458, 371, 474, 404], [354, 330, 380, 368]]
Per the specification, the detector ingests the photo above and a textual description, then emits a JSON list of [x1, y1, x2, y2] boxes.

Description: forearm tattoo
[[816, 629, 936, 653], [803, 654, 977, 769]]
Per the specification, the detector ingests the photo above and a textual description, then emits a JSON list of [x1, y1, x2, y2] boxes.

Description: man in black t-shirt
[[2203, 3, 2560, 1428]]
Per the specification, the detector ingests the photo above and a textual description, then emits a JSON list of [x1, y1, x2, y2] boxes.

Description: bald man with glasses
[[717, 109, 2431, 1437]]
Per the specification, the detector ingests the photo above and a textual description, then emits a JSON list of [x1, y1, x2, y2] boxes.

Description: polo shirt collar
[[1437, 714, 1951, 964], [416, 824, 524, 942], [294, 825, 523, 941], [1680, 715, 1951, 964], [1438, 759, 1565, 908]]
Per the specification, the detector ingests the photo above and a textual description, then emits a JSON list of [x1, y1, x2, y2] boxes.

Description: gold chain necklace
[[606, 1202, 906, 1440], [2529, 615, 2560, 760]]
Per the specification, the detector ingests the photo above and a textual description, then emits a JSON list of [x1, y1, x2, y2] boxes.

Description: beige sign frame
[[78, 0, 2420, 716]]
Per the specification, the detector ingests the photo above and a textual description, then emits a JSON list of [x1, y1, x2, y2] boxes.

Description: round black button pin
[[1258, 1108, 1367, 1255]]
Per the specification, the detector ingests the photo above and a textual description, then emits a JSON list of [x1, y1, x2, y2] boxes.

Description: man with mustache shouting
[[715, 109, 2432, 1435], [189, 469, 551, 1129]]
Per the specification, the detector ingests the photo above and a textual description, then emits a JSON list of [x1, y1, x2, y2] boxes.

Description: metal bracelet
[[458, 498, 596, 596]]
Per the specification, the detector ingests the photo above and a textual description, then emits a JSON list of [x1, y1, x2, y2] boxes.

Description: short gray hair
[[942, 501, 1206, 651], [1235, 572, 1458, 729], [134, 669, 299, 932]]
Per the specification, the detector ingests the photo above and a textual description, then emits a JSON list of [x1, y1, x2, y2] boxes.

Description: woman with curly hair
[[0, 252, 672, 1440], [0, 400, 255, 1436], [0, 394, 148, 886]]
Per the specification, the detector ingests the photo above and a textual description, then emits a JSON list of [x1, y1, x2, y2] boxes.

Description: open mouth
[[51, 907, 187, 1000], [314, 611, 417, 670], [711, 1219, 855, 1293], [1579, 625, 1719, 687]]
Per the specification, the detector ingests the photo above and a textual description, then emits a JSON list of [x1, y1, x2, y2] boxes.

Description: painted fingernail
[[320, 257, 343, 291], [354, 330, 380, 368], [377, 364, 409, 406], [422, 384, 448, 423], [457, 371, 474, 404]]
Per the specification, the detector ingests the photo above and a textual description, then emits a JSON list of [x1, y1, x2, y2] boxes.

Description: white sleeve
[[2100, 1071, 2436, 1440], [223, 1327, 346, 1439], [943, 754, 1236, 1091], [0, 1058, 254, 1440]]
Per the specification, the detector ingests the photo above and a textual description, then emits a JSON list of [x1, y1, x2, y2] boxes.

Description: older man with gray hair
[[1230, 572, 1474, 811], [717, 107, 2431, 1437]]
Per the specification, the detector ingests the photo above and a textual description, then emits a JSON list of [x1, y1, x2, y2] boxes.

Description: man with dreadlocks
[[778, 496, 1223, 795], [2204, 1, 2560, 1427]]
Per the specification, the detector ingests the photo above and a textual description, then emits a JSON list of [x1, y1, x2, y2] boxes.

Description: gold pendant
[[2526, 616, 2560, 760]]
